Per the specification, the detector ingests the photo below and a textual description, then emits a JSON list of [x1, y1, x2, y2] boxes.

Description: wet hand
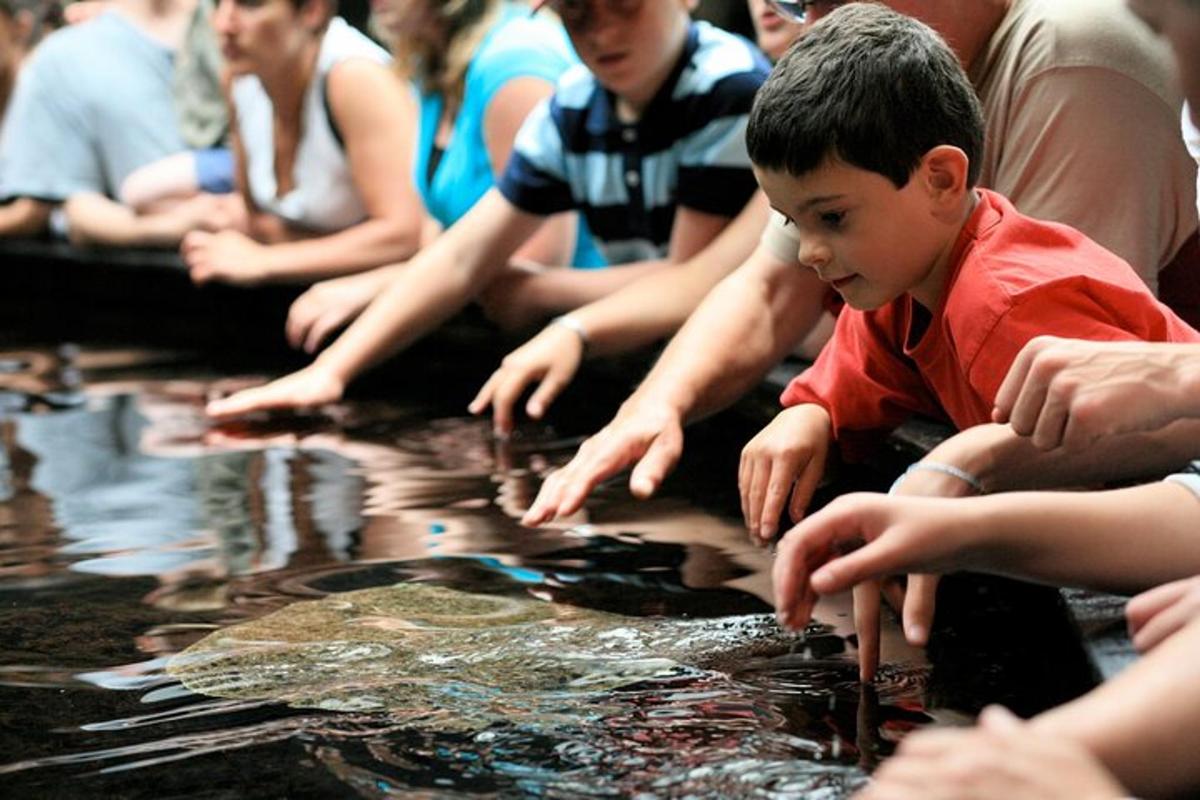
[[205, 363, 345, 420], [738, 403, 830, 547], [469, 323, 584, 437], [1126, 574, 1200, 652], [522, 400, 685, 526], [183, 229, 269, 286], [992, 336, 1200, 451], [855, 705, 1126, 800]]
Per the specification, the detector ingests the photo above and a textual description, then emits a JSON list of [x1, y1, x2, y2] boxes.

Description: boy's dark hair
[[746, 3, 985, 188]]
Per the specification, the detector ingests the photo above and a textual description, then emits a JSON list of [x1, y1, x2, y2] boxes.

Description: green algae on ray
[[168, 583, 803, 723]]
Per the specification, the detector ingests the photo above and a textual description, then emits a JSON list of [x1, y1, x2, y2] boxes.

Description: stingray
[[167, 583, 814, 727]]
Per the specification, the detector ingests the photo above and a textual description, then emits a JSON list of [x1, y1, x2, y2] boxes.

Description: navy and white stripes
[[498, 21, 770, 265]]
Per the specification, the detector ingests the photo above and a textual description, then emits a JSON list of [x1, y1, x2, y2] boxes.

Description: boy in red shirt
[[741, 4, 1200, 679]]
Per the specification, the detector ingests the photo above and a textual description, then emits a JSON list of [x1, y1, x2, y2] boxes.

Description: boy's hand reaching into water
[[737, 403, 831, 547], [1126, 575, 1200, 652]]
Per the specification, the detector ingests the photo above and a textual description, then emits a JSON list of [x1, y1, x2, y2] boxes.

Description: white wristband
[[551, 314, 589, 353], [889, 461, 984, 495]]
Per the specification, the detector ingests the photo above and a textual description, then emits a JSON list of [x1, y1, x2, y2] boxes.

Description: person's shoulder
[[480, 11, 572, 65], [549, 62, 597, 111], [1003, 0, 1176, 97], [321, 17, 390, 66], [683, 20, 771, 93]]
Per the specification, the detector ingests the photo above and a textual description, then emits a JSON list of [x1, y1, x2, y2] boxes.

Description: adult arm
[[522, 241, 826, 524], [64, 191, 237, 247], [186, 59, 424, 284], [991, 336, 1200, 450]]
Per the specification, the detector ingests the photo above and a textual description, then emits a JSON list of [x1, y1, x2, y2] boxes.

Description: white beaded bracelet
[[551, 314, 590, 353], [889, 461, 985, 495]]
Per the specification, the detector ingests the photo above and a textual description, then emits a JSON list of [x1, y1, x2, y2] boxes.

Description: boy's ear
[[300, 0, 331, 32], [918, 145, 970, 208]]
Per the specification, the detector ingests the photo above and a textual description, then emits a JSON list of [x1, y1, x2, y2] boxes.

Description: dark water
[[0, 346, 1096, 799]]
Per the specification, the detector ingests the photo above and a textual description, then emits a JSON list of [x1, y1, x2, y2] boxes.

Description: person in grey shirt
[[0, 0, 232, 243]]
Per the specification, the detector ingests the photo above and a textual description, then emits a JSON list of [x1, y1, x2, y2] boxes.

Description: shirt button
[[625, 170, 640, 186], [622, 128, 636, 143]]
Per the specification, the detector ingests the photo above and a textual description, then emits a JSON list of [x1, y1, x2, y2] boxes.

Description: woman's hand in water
[[183, 229, 270, 286], [856, 705, 1126, 800], [1126, 574, 1200, 652], [205, 363, 345, 419], [469, 322, 585, 437]]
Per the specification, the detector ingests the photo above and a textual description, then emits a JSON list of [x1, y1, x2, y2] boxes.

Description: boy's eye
[[819, 211, 845, 228], [780, 215, 795, 228]]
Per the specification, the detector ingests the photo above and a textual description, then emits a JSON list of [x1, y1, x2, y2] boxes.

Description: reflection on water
[[0, 346, 1083, 798]]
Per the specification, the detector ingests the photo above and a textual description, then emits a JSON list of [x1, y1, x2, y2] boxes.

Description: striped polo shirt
[[497, 21, 771, 265]]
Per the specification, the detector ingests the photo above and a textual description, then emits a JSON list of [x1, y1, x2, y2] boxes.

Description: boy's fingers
[[738, 455, 756, 530], [788, 452, 824, 524], [489, 370, 532, 435], [759, 456, 799, 543], [304, 313, 339, 354], [902, 574, 938, 646], [468, 371, 500, 416], [853, 579, 882, 683]]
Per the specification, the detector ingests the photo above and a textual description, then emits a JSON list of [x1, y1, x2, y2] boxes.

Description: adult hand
[[992, 336, 1200, 450], [183, 229, 270, 286], [469, 322, 584, 437], [286, 270, 389, 353], [476, 263, 549, 332], [522, 398, 686, 526], [856, 705, 1126, 800], [1125, 574, 1200, 653], [738, 403, 831, 546], [205, 363, 345, 419]]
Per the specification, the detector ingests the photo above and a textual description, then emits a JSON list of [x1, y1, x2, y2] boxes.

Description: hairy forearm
[[965, 483, 1200, 594], [928, 420, 1200, 493], [254, 216, 423, 283], [629, 252, 825, 422], [1032, 615, 1200, 798]]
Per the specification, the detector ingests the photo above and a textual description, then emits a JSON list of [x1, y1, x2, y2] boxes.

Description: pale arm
[[1032, 614, 1200, 798], [187, 59, 424, 284], [64, 191, 235, 248]]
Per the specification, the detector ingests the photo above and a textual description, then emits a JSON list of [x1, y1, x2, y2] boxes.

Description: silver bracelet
[[889, 461, 985, 495], [551, 314, 589, 354]]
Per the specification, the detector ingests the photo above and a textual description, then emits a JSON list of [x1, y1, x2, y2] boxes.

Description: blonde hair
[[392, 0, 502, 105]]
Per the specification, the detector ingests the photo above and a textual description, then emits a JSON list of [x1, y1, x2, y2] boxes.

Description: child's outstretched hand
[[1126, 575, 1200, 652], [206, 363, 345, 420], [738, 403, 832, 546], [772, 490, 989, 681], [470, 322, 585, 437]]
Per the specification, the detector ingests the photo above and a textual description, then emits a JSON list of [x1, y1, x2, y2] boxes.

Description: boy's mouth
[[827, 274, 857, 290], [596, 51, 629, 67]]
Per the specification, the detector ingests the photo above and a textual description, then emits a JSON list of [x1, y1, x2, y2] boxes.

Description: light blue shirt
[[414, 3, 604, 267], [0, 12, 185, 201]]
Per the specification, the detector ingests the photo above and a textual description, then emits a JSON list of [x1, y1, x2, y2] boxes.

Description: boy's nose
[[797, 238, 832, 270]]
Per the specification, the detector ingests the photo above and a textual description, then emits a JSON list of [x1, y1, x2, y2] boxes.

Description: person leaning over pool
[[750, 4, 1199, 678], [279, 0, 606, 354], [468, 0, 805, 437], [205, 0, 770, 419], [176, 0, 425, 286]]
